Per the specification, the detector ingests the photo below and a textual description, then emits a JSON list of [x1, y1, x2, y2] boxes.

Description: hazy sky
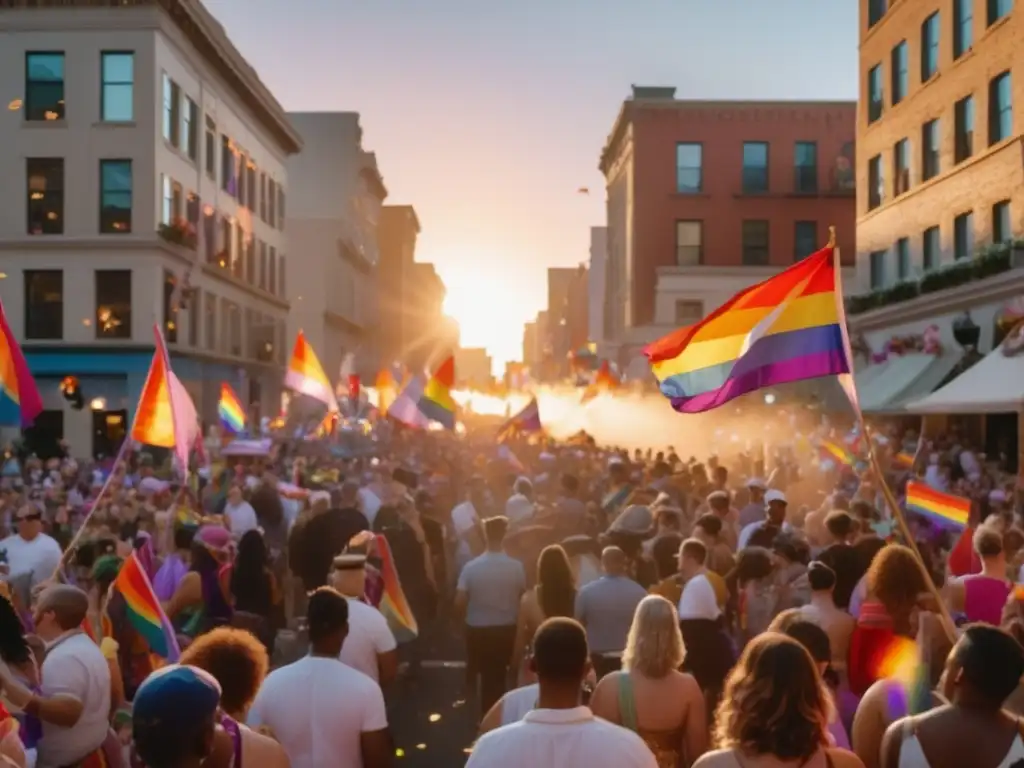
[[204, 0, 858, 372]]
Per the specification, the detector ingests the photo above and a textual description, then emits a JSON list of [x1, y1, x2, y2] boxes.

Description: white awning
[[864, 353, 964, 414], [905, 343, 1024, 414], [858, 354, 958, 413]]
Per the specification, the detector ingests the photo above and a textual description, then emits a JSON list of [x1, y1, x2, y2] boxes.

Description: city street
[[389, 662, 477, 766]]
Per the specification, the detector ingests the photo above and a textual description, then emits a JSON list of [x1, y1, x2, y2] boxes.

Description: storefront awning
[[858, 354, 961, 413], [904, 343, 1024, 414]]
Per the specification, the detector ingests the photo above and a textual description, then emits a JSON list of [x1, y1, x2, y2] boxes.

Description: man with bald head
[[573, 546, 647, 679], [0, 584, 112, 766]]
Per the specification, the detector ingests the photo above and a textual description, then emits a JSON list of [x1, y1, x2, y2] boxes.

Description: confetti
[[428, 713, 441, 723], [452, 699, 466, 708]]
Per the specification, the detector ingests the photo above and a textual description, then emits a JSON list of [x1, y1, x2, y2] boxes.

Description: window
[[24, 271, 63, 340], [26, 158, 64, 235], [202, 208, 215, 263], [993, 200, 1012, 242], [94, 270, 131, 339], [794, 221, 818, 261], [204, 292, 217, 351], [267, 180, 277, 226], [188, 287, 200, 348], [24, 52, 65, 121], [186, 192, 200, 234], [161, 175, 173, 226], [279, 254, 287, 297], [675, 143, 702, 193], [868, 0, 886, 27], [742, 142, 769, 193], [989, 71, 1012, 144], [954, 0, 973, 58], [233, 221, 245, 278], [954, 96, 974, 163], [258, 241, 267, 289], [921, 13, 940, 81], [221, 135, 236, 195], [245, 236, 256, 284], [922, 119, 940, 180], [675, 301, 704, 326], [182, 97, 198, 161], [219, 216, 232, 268], [163, 271, 178, 344], [238, 156, 248, 208], [278, 187, 286, 229], [162, 74, 180, 147], [868, 154, 883, 210], [954, 211, 974, 259], [895, 237, 911, 281], [989, 0, 1013, 25], [891, 42, 908, 105], [100, 52, 133, 121], [259, 173, 267, 219], [247, 163, 257, 208], [923, 226, 940, 271], [205, 117, 216, 178], [741, 220, 769, 265], [869, 250, 887, 289], [867, 64, 883, 123], [794, 141, 817, 193], [893, 138, 911, 195], [675, 221, 703, 266], [99, 160, 132, 233], [268, 246, 277, 294]]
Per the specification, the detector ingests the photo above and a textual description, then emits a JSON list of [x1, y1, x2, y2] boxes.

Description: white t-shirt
[[339, 598, 396, 682], [500, 684, 540, 725], [248, 656, 387, 768], [225, 500, 259, 540], [0, 533, 63, 589], [677, 573, 721, 621], [358, 488, 382, 528], [451, 501, 479, 563], [737, 520, 793, 550], [37, 632, 112, 768]]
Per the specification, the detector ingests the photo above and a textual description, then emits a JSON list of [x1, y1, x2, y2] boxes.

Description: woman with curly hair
[[511, 545, 576, 684], [695, 632, 864, 768], [591, 595, 706, 767]]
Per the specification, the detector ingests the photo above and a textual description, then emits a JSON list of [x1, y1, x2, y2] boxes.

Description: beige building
[[0, 0, 301, 458], [285, 112, 387, 382], [453, 347, 493, 388]]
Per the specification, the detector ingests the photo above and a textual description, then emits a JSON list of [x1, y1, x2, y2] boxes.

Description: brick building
[[598, 87, 857, 369]]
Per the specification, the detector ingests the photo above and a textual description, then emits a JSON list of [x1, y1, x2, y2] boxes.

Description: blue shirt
[[457, 551, 526, 627], [574, 575, 647, 654]]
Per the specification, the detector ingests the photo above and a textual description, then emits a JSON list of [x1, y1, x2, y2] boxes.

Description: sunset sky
[[204, 0, 858, 371]]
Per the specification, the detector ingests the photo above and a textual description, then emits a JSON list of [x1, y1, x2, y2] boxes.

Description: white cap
[[765, 489, 788, 505], [746, 477, 767, 489]]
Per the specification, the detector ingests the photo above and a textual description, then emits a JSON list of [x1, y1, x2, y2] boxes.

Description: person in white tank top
[[880, 624, 1024, 768]]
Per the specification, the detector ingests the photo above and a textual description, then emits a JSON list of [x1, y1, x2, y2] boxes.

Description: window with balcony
[[893, 138, 911, 195], [794, 221, 818, 261], [954, 0, 973, 58], [163, 271, 179, 344], [868, 0, 887, 27], [100, 52, 133, 122], [27, 158, 64, 235], [794, 141, 817, 193], [675, 301, 704, 326], [989, 71, 1012, 144], [954, 95, 974, 163], [162, 74, 180, 147], [954, 211, 974, 259], [867, 64, 883, 123], [99, 160, 132, 234], [993, 200, 1012, 243], [95, 270, 131, 340], [742, 220, 770, 265], [988, 0, 1013, 25], [895, 237, 911, 281], [675, 221, 703, 266], [205, 116, 216, 179], [870, 250, 887, 289], [186, 192, 200, 234], [868, 154, 883, 210], [219, 216, 232, 269], [891, 42, 908, 105], [921, 12, 940, 81], [182, 96, 198, 161], [25, 52, 65, 122], [923, 226, 940, 271], [742, 142, 769, 193], [675, 143, 702, 193], [922, 119, 940, 180], [24, 271, 63, 340]]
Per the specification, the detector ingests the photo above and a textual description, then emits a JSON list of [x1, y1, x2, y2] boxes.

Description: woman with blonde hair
[[695, 632, 864, 768], [591, 595, 707, 767]]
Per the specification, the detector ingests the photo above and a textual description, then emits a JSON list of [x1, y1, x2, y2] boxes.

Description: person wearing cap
[[738, 477, 768, 529], [131, 665, 224, 768], [330, 554, 397, 685], [248, 587, 391, 768], [705, 491, 738, 550], [737, 489, 791, 550]]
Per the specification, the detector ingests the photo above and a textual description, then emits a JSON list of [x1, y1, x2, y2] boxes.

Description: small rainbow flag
[[496, 396, 542, 442], [905, 480, 970, 529], [894, 451, 915, 470], [0, 299, 42, 428], [645, 244, 849, 413], [217, 382, 246, 434], [131, 325, 196, 471], [285, 331, 339, 412], [112, 552, 180, 661], [417, 356, 456, 429], [819, 439, 855, 467], [873, 635, 931, 716], [374, 535, 418, 642]]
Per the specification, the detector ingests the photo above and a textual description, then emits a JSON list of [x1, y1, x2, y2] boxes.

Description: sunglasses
[[16, 513, 42, 523]]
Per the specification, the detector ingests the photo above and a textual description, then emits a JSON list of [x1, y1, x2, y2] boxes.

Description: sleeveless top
[[616, 675, 685, 768], [962, 575, 1012, 626], [898, 717, 1024, 767]]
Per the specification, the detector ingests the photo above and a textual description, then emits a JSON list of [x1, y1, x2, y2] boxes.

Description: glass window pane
[[102, 53, 133, 82], [27, 53, 64, 81]]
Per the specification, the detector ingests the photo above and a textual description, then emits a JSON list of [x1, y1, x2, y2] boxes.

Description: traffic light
[[60, 376, 84, 410]]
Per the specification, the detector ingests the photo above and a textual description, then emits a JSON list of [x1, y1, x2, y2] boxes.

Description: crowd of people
[[0, 402, 1019, 767]]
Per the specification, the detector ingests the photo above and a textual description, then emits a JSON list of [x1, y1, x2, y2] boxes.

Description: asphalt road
[[388, 662, 478, 766]]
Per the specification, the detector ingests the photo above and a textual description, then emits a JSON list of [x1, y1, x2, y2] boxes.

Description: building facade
[[545, 265, 589, 378], [285, 112, 386, 381], [453, 347, 493, 388], [589, 226, 608, 354], [599, 87, 857, 369], [0, 0, 301, 457]]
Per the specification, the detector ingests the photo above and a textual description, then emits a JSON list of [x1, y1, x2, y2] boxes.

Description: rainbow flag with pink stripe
[[374, 535, 418, 642], [112, 552, 180, 661]]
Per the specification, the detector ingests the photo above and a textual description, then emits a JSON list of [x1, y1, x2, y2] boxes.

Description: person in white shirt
[[0, 504, 63, 590], [677, 539, 721, 621], [468, 617, 656, 768], [223, 486, 259, 541], [737, 489, 792, 549], [0, 585, 111, 768], [330, 554, 398, 685], [248, 587, 391, 768]]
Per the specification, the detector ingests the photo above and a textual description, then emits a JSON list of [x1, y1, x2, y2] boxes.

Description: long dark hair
[[231, 530, 271, 612], [0, 594, 31, 667], [536, 545, 575, 619]]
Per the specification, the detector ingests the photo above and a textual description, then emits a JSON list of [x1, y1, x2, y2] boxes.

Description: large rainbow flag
[[417, 356, 456, 429], [112, 552, 180, 661], [496, 396, 542, 442], [285, 331, 339, 412], [0, 299, 42, 427], [905, 481, 970, 529], [131, 325, 197, 470], [374, 535, 418, 642], [218, 382, 246, 434], [645, 245, 849, 413]]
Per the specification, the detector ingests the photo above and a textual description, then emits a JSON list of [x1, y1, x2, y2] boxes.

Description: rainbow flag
[[131, 325, 196, 471], [874, 635, 931, 717], [112, 552, 180, 661], [645, 245, 849, 413], [217, 382, 246, 434], [496, 397, 542, 442], [905, 481, 970, 529], [0, 299, 42, 427], [374, 535, 418, 642], [285, 331, 339, 412], [417, 356, 456, 429], [581, 360, 618, 403], [819, 439, 855, 467], [894, 451, 915, 469]]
